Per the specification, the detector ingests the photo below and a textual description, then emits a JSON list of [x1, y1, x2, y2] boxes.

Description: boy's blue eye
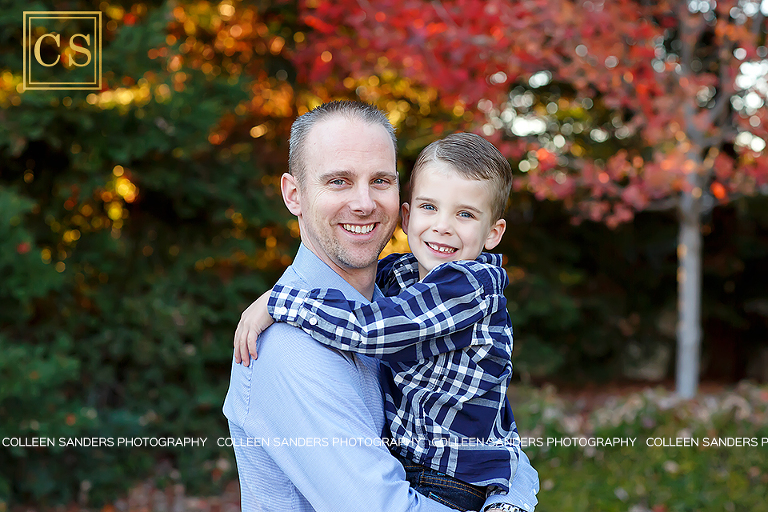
[[459, 211, 474, 218], [420, 204, 436, 210]]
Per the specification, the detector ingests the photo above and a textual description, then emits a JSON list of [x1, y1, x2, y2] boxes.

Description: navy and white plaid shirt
[[268, 252, 520, 493]]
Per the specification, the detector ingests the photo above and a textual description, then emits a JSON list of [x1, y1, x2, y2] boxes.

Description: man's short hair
[[410, 133, 513, 221], [288, 100, 397, 186]]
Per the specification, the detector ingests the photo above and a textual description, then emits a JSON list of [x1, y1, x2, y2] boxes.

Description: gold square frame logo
[[23, 11, 102, 91]]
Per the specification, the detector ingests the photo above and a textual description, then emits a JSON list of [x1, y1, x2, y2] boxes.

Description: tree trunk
[[676, 186, 703, 398]]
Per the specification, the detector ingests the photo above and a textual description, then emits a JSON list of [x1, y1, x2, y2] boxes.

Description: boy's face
[[401, 161, 506, 280]]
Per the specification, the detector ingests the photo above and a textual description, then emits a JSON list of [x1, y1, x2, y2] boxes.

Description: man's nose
[[348, 184, 376, 215]]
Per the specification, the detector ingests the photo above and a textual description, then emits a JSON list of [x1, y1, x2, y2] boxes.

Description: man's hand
[[233, 290, 274, 366]]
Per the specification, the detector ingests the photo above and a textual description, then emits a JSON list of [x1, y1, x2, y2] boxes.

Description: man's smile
[[342, 223, 376, 234]]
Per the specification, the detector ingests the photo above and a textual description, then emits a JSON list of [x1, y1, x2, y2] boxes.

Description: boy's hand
[[233, 290, 274, 366]]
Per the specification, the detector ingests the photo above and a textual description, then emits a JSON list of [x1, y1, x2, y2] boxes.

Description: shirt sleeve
[[481, 448, 540, 511], [267, 261, 500, 362], [375, 251, 404, 291], [241, 323, 456, 512]]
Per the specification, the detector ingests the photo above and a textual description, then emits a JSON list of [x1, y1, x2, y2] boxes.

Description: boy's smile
[[402, 161, 506, 280]]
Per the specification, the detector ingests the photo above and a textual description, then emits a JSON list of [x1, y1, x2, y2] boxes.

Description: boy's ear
[[400, 202, 411, 235], [484, 219, 506, 251], [281, 173, 302, 217]]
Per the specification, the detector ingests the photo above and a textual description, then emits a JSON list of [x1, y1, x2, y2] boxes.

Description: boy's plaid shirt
[[267, 252, 521, 493]]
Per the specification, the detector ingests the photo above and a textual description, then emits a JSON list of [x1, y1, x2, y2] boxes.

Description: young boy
[[235, 133, 521, 511]]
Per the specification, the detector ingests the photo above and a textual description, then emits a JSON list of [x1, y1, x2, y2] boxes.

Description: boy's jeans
[[393, 452, 486, 511]]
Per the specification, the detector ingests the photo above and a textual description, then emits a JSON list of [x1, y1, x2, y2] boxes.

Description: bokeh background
[[2, 0, 768, 510]]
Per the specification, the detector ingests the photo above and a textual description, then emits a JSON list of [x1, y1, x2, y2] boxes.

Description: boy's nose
[[432, 215, 453, 234]]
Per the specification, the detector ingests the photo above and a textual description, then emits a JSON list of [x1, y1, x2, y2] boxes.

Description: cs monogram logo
[[23, 11, 102, 91]]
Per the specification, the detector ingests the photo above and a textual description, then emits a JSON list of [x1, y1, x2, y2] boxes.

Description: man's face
[[289, 116, 399, 276]]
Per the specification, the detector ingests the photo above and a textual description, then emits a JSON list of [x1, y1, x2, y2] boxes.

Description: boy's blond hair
[[410, 133, 513, 221]]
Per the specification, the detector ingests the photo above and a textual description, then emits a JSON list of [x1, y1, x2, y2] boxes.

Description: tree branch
[[355, 0, 372, 12], [645, 195, 681, 211], [751, 9, 765, 37], [679, 4, 707, 146], [707, 92, 732, 126], [431, 0, 460, 30], [701, 128, 738, 147], [708, 37, 736, 126]]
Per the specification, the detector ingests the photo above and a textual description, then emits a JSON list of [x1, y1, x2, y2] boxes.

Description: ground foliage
[[515, 381, 768, 512], [8, 383, 768, 512]]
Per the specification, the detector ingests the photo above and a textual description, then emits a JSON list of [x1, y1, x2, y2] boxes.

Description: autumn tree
[[294, 0, 768, 397], [0, 0, 304, 503]]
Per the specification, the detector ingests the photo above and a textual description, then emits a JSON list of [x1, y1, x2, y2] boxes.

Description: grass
[[7, 381, 767, 511], [510, 381, 768, 512]]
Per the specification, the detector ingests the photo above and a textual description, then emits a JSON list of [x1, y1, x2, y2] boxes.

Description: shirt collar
[[289, 243, 384, 302]]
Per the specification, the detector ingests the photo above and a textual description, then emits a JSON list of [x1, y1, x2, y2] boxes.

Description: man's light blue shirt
[[222, 244, 539, 511]]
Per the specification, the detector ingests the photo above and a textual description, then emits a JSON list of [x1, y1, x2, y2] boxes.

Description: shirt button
[[308, 317, 318, 326]]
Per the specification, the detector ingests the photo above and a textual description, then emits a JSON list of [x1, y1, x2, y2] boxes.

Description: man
[[222, 101, 539, 511]]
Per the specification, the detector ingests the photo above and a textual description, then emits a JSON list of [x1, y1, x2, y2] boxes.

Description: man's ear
[[400, 202, 411, 235], [484, 218, 506, 251], [281, 173, 302, 217]]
